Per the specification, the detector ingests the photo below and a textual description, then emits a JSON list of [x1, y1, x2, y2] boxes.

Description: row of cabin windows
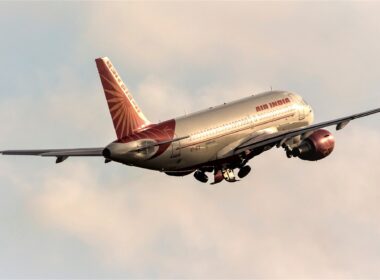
[[190, 104, 296, 141]]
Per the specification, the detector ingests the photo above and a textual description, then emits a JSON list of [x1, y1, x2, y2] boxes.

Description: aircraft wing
[[0, 136, 190, 163], [0, 148, 104, 163], [234, 107, 380, 154]]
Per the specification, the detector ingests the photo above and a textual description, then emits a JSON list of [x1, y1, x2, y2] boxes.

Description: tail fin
[[95, 57, 150, 139]]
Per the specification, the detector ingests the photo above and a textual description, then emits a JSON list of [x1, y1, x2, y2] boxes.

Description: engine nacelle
[[292, 129, 335, 161]]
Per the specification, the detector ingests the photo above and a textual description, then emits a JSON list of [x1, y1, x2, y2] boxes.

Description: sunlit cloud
[[23, 126, 380, 278]]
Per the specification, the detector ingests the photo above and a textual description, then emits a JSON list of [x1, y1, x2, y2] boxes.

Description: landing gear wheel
[[238, 165, 251, 178], [194, 170, 208, 183]]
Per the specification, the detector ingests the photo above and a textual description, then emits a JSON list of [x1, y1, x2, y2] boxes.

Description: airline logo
[[104, 59, 142, 114], [96, 57, 150, 139], [256, 97, 291, 112]]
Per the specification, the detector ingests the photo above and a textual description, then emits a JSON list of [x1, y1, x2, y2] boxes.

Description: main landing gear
[[237, 165, 251, 178], [193, 170, 209, 183], [193, 165, 252, 184]]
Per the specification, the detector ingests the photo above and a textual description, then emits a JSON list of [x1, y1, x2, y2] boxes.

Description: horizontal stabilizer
[[1, 148, 104, 157]]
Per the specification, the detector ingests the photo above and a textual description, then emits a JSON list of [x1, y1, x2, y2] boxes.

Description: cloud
[[135, 75, 266, 123], [0, 67, 114, 148], [81, 2, 380, 117], [82, 2, 298, 78], [26, 125, 380, 278]]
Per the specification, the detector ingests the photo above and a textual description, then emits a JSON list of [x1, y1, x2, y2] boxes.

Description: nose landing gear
[[222, 168, 238, 182], [211, 169, 224, 185]]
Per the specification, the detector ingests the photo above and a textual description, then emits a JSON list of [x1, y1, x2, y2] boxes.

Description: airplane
[[1, 57, 379, 184]]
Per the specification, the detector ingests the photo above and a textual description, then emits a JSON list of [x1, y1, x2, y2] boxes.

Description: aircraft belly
[[169, 130, 251, 170], [135, 135, 235, 171]]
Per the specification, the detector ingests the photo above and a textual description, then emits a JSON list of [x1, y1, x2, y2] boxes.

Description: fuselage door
[[299, 106, 305, 120], [171, 137, 181, 158]]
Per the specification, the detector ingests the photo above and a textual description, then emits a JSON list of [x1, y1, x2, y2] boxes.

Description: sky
[[0, 2, 380, 278]]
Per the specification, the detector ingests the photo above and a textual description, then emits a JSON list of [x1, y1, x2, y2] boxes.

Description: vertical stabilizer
[[95, 57, 150, 139]]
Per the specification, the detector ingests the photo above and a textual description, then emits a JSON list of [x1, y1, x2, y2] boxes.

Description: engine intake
[[292, 129, 335, 161]]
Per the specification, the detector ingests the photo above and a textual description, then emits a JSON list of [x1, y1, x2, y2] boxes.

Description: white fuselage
[[106, 91, 314, 171]]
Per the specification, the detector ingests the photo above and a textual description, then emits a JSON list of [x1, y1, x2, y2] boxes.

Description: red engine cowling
[[292, 129, 335, 161]]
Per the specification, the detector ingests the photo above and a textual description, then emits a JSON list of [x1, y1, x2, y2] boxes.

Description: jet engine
[[291, 129, 335, 161]]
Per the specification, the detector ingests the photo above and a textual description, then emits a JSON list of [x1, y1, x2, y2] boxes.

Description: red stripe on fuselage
[[116, 119, 176, 159]]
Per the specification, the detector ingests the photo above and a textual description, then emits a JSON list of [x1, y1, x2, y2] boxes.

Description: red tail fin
[[95, 57, 150, 139]]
